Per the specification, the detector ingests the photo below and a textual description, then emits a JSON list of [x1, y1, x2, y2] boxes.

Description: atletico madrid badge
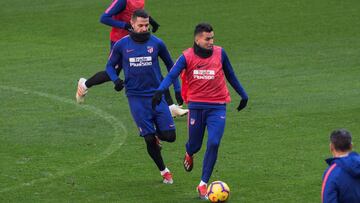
[[147, 46, 154, 54]]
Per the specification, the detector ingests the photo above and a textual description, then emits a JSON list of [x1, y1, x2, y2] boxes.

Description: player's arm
[[105, 42, 124, 91], [158, 55, 186, 91], [100, 0, 130, 30], [221, 48, 248, 111], [158, 41, 181, 92], [322, 179, 339, 203], [152, 55, 187, 109], [322, 169, 339, 203], [149, 16, 160, 33]]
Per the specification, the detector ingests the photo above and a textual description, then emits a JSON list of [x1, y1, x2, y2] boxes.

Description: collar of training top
[[193, 42, 213, 58], [130, 30, 151, 43]]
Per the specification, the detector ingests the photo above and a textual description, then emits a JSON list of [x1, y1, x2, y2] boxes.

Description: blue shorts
[[127, 96, 175, 136]]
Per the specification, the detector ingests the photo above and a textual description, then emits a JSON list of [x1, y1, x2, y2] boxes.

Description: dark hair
[[132, 9, 149, 20], [330, 129, 352, 151], [194, 23, 213, 36]]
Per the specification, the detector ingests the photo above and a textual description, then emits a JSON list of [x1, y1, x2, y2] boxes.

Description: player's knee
[[158, 130, 176, 143], [144, 134, 156, 145], [207, 139, 221, 149]]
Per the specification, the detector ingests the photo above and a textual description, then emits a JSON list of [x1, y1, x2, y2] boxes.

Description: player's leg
[[199, 108, 226, 196], [76, 41, 121, 103], [143, 134, 173, 184], [143, 134, 165, 169], [156, 130, 176, 142], [186, 109, 206, 155], [128, 96, 173, 184], [84, 71, 111, 88], [183, 109, 206, 172], [154, 97, 176, 143]]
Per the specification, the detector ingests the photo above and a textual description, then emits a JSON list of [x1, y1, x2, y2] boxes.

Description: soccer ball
[[207, 181, 230, 202]]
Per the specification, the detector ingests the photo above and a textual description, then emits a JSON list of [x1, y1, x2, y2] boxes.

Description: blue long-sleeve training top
[[106, 35, 181, 96], [322, 152, 360, 203]]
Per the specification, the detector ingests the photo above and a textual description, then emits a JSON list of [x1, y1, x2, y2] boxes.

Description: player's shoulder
[[113, 35, 131, 48], [325, 163, 342, 181], [214, 45, 224, 52], [149, 35, 165, 45]]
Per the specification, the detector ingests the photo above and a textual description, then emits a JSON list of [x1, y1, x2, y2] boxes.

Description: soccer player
[[322, 129, 360, 203], [152, 23, 249, 199], [105, 9, 180, 184], [75, 0, 188, 117]]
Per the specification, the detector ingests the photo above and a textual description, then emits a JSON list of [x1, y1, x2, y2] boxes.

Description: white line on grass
[[0, 85, 128, 193]]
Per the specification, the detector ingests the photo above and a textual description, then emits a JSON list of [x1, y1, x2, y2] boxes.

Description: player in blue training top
[[105, 9, 180, 184], [76, 0, 188, 117], [322, 129, 360, 203]]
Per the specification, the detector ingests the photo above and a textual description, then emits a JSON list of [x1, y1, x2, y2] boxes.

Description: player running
[[76, 0, 188, 117], [152, 23, 249, 198], [105, 9, 180, 184]]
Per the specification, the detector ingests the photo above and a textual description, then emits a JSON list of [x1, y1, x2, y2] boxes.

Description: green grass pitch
[[1, 0, 359, 202]]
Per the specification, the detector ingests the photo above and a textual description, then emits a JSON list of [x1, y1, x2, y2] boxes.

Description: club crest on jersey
[[190, 118, 196, 125], [147, 46, 154, 54]]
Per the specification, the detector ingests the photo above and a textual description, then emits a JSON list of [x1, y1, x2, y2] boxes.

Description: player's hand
[[114, 78, 124, 92], [175, 91, 183, 106], [124, 23, 132, 32], [237, 99, 248, 112], [149, 16, 160, 33], [152, 90, 163, 110]]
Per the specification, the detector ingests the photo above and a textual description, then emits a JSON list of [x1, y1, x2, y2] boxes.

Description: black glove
[[175, 91, 183, 106], [114, 78, 124, 92], [237, 99, 248, 112], [124, 23, 132, 32], [152, 90, 164, 110], [149, 16, 160, 33]]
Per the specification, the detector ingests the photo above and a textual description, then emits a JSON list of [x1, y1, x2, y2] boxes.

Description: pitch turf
[[1, 0, 359, 202]]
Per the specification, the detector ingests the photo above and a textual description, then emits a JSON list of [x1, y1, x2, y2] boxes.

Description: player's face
[[131, 17, 150, 33], [195, 31, 214, 50]]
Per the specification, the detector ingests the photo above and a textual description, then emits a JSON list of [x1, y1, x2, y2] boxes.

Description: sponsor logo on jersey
[[147, 46, 154, 54], [129, 56, 153, 67], [126, 49, 135, 53], [193, 69, 215, 79]]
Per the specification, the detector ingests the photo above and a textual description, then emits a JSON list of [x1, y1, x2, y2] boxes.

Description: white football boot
[[76, 78, 88, 104], [161, 169, 174, 184], [169, 104, 189, 118]]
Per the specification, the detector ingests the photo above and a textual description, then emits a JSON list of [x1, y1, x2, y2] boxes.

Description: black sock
[[85, 68, 121, 88], [144, 135, 165, 171], [164, 89, 174, 106], [85, 71, 111, 88]]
